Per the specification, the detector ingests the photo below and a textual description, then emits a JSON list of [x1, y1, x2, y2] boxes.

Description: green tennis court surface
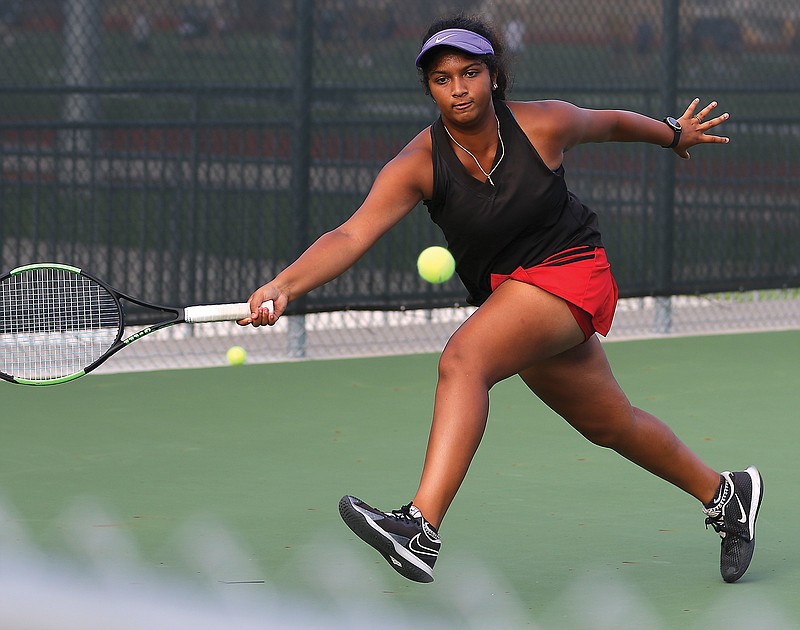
[[1, 331, 798, 628]]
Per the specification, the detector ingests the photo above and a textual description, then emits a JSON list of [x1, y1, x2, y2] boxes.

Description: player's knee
[[571, 409, 634, 449], [437, 342, 468, 380], [438, 338, 493, 386], [581, 424, 623, 449]]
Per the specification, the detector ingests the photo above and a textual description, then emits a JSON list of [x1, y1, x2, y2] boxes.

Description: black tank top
[[424, 100, 603, 305]]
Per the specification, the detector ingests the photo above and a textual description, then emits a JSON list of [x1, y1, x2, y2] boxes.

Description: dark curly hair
[[417, 14, 512, 100]]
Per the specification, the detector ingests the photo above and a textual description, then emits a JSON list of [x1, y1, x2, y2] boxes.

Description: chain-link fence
[[1, 1, 798, 359]]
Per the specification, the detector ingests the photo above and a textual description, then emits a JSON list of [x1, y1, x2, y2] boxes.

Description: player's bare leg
[[338, 281, 581, 582], [520, 340, 763, 582], [518, 336, 721, 504], [411, 281, 585, 527]]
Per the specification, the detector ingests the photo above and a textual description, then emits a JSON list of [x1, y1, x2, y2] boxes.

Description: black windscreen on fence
[[1, 0, 798, 316]]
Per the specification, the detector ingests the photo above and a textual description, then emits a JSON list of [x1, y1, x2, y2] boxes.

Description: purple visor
[[415, 28, 495, 68]]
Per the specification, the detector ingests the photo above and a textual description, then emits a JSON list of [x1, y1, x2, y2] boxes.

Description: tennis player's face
[[426, 52, 495, 126]]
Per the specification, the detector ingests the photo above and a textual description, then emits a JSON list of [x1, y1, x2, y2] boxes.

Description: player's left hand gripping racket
[[0, 262, 267, 386]]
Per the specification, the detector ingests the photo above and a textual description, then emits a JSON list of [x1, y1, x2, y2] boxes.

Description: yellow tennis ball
[[226, 345, 247, 366], [417, 246, 455, 284]]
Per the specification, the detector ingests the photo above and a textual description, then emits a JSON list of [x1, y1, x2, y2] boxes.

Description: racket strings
[[0, 268, 121, 381]]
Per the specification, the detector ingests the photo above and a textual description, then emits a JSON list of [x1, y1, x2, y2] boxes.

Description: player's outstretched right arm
[[242, 131, 433, 327]]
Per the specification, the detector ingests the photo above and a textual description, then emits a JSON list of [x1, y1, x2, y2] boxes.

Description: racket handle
[[184, 301, 274, 323]]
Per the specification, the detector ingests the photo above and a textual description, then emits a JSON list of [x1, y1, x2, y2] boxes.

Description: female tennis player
[[241, 14, 762, 584]]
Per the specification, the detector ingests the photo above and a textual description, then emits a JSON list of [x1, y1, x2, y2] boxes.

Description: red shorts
[[489, 246, 618, 339]]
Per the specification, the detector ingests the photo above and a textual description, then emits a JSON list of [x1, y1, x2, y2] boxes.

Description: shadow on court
[[1, 331, 798, 628]]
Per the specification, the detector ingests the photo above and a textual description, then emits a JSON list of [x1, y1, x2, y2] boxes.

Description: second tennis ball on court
[[226, 345, 247, 365], [417, 246, 455, 284]]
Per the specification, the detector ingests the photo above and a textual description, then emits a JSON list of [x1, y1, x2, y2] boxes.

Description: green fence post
[[288, 0, 313, 358], [655, 0, 680, 334], [60, 0, 102, 187]]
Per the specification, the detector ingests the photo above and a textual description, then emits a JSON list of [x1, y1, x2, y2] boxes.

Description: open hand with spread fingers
[[675, 98, 730, 159]]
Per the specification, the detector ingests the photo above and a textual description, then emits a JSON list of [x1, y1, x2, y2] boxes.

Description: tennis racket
[[0, 262, 269, 386]]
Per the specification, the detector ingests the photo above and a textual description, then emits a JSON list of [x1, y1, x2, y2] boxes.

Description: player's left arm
[[528, 98, 730, 161]]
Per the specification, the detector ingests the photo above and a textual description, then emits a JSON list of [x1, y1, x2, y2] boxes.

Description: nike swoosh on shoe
[[735, 495, 747, 525]]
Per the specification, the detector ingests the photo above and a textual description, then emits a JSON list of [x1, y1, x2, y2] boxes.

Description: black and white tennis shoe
[[703, 466, 763, 583], [338, 495, 440, 583]]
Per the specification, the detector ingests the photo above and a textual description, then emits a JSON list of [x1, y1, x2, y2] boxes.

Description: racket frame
[[1, 263, 251, 386]]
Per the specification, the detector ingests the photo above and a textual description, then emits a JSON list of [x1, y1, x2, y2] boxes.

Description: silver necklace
[[443, 115, 505, 186]]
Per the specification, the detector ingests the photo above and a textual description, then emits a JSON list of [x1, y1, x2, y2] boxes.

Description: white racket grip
[[184, 300, 274, 323]]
